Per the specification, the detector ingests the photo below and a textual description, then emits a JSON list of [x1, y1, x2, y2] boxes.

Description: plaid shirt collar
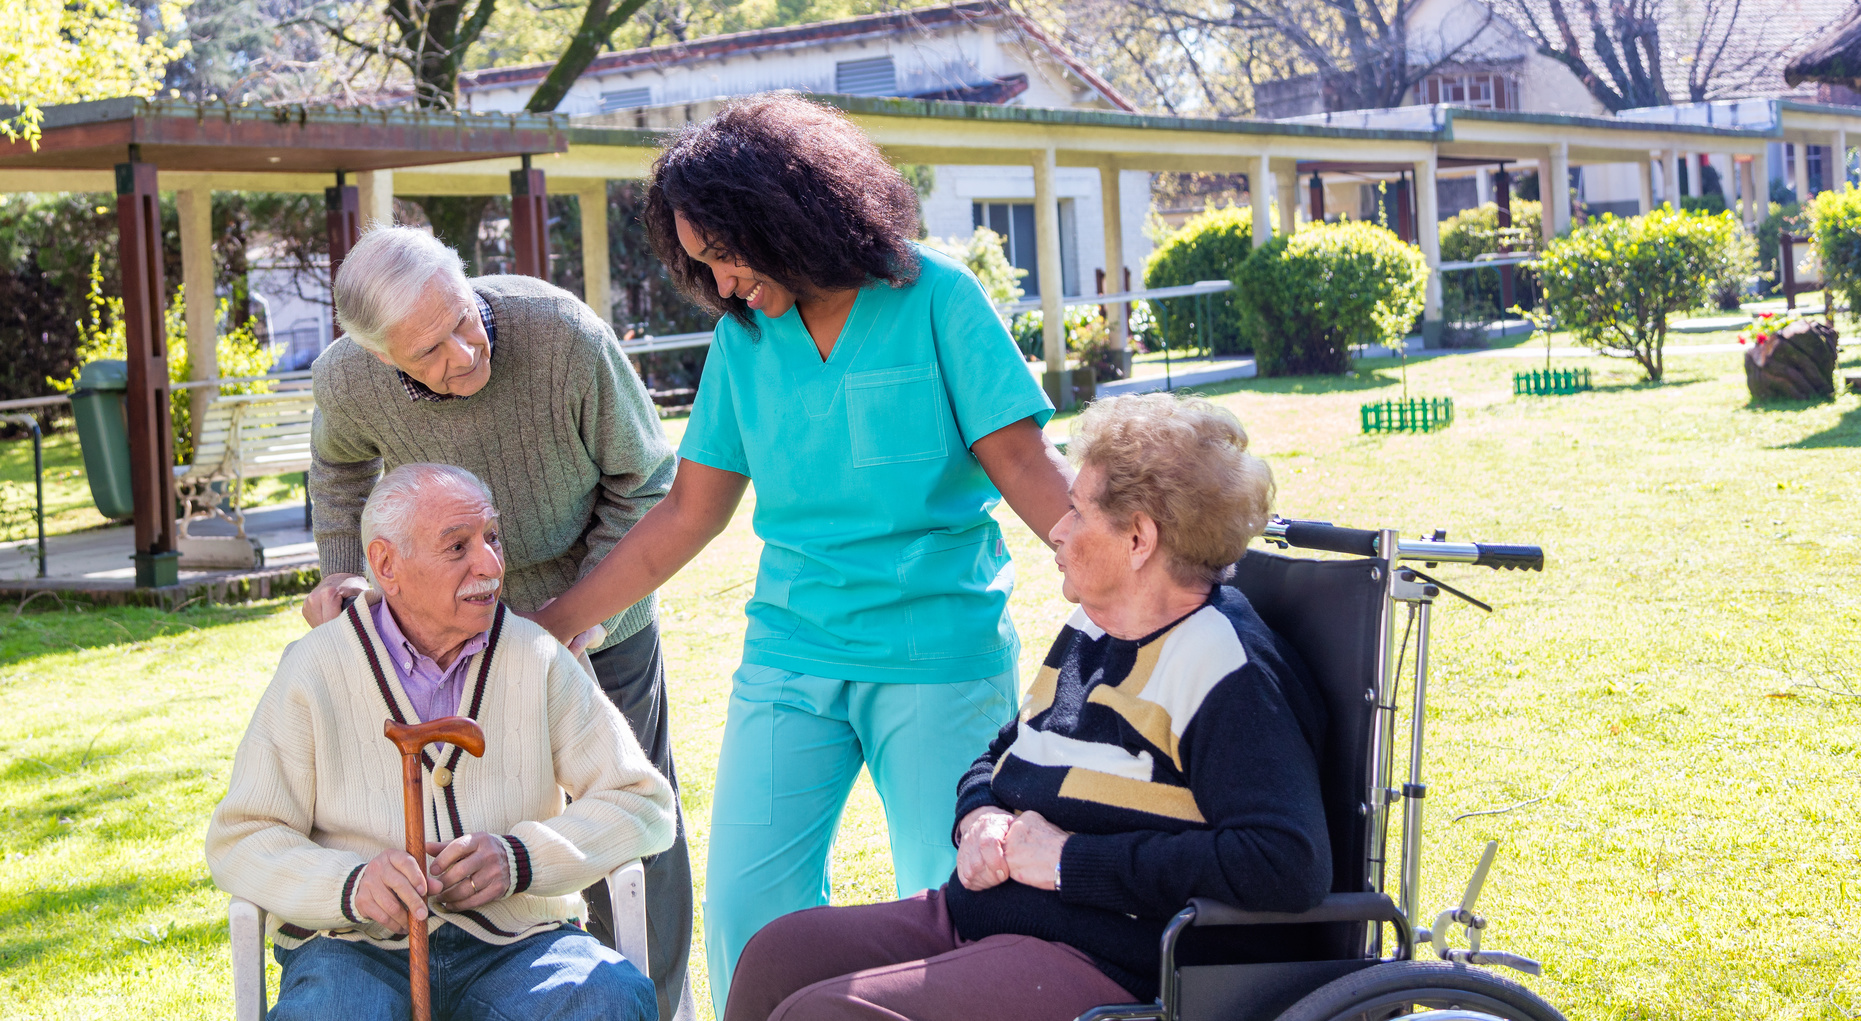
[[397, 294, 496, 402]]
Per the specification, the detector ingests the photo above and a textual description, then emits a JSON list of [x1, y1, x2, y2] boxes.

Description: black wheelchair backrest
[[1231, 548, 1383, 902]]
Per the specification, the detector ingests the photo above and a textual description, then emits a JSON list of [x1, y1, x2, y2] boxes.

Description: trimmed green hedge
[[1143, 206, 1257, 353], [1233, 221, 1426, 376]]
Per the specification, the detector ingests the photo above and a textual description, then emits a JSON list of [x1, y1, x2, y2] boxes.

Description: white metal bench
[[229, 859, 648, 1020], [173, 391, 315, 568]]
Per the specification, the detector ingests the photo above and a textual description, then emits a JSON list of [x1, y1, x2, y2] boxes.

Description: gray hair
[[333, 226, 470, 354], [360, 463, 496, 584]]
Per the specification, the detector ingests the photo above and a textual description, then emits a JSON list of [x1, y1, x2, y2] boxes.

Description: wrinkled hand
[[303, 573, 370, 627], [427, 831, 509, 910], [955, 807, 1015, 891], [534, 598, 605, 654], [353, 848, 439, 935], [1004, 810, 1069, 891]]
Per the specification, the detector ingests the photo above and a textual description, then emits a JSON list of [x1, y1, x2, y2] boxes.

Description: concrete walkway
[[0, 502, 318, 601]]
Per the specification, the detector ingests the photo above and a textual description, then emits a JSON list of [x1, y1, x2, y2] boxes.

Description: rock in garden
[[1745, 320, 1839, 400]]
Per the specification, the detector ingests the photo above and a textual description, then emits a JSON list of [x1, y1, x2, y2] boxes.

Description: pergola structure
[[7, 92, 1861, 587], [0, 98, 567, 586]]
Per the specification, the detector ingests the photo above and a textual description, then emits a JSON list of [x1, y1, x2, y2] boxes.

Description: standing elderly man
[[300, 225, 693, 1020], [208, 463, 675, 1021]]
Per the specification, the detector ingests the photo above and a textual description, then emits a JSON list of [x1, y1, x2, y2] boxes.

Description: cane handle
[[384, 717, 487, 758]]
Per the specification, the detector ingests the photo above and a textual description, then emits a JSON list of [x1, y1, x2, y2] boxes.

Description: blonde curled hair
[[1068, 392, 1274, 586]]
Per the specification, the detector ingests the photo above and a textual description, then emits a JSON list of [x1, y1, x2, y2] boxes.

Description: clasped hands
[[955, 806, 1067, 892], [352, 831, 509, 935]]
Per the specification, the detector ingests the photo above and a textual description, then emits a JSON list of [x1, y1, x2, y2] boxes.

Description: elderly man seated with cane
[[723, 393, 1332, 1021], [206, 463, 674, 1021]]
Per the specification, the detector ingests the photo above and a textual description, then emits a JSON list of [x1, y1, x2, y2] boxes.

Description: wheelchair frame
[[1079, 519, 1550, 1021]]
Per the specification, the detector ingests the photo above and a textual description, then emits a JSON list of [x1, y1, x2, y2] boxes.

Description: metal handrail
[[0, 370, 315, 412], [996, 279, 1232, 315]]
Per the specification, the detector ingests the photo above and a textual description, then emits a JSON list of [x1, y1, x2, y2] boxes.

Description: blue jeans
[[702, 664, 1018, 1017], [270, 924, 657, 1021]]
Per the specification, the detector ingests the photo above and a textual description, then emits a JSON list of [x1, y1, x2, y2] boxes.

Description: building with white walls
[[460, 2, 1154, 298], [1264, 0, 1859, 217]]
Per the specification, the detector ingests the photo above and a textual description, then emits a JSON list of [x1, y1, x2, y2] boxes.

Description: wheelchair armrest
[[229, 896, 269, 1021], [1185, 892, 1413, 958], [607, 859, 649, 975], [1187, 892, 1400, 928]]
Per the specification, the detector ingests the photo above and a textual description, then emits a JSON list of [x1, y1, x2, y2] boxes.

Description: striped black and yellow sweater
[[944, 585, 1332, 1000]]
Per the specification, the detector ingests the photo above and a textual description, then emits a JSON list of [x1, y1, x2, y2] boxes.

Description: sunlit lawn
[[1, 337, 1858, 1019]]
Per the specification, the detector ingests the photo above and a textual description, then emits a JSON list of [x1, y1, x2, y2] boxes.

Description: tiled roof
[[459, 1, 1134, 111]]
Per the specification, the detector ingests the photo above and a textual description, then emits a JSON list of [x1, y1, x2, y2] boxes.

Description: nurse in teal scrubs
[[533, 94, 1074, 1014]]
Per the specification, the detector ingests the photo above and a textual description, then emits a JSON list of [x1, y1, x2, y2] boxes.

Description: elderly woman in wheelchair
[[722, 392, 1333, 1021]]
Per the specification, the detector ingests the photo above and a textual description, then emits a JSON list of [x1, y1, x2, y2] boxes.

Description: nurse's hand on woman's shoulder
[[956, 806, 1015, 891]]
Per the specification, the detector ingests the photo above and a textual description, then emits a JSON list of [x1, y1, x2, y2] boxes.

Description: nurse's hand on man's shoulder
[[956, 806, 1015, 891], [529, 598, 606, 655], [303, 573, 371, 627]]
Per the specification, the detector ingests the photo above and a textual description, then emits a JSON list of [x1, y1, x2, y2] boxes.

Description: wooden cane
[[385, 717, 486, 1021]]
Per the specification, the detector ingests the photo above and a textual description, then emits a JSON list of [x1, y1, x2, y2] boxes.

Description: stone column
[[176, 187, 216, 449], [1415, 154, 1441, 344], [1032, 148, 1069, 406], [1275, 168, 1297, 233], [1686, 152, 1703, 198], [1252, 153, 1272, 248], [1835, 130, 1850, 190], [1793, 142, 1811, 202], [1536, 156, 1556, 243], [1754, 146, 1772, 216], [1740, 158, 1756, 227], [1096, 161, 1128, 355], [579, 184, 612, 326], [1662, 149, 1681, 208], [1638, 157, 1655, 215], [357, 169, 394, 229], [1549, 143, 1572, 235]]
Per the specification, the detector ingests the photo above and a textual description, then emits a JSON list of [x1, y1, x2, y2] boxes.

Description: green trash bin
[[70, 359, 135, 520]]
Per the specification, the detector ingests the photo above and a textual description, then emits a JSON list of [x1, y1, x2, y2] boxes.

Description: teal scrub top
[[678, 244, 1054, 683]]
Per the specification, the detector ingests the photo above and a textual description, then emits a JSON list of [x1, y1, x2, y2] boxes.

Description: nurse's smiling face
[[675, 213, 799, 319]]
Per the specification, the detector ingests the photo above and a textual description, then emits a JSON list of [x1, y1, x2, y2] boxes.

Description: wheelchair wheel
[[1272, 961, 1566, 1021]]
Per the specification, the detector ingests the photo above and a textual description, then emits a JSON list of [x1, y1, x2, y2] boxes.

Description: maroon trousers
[[724, 887, 1135, 1021]]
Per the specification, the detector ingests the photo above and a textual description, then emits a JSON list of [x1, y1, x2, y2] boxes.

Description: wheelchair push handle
[[1264, 518, 1544, 572]]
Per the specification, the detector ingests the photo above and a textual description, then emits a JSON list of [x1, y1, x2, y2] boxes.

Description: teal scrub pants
[[701, 663, 1018, 1016]]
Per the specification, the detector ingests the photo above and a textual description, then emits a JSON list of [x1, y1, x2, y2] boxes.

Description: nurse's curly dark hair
[[645, 93, 922, 331]]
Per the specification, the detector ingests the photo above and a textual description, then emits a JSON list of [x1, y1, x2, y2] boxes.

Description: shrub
[[1438, 200, 1543, 331], [1535, 208, 1750, 382], [924, 226, 1024, 316], [1143, 205, 1258, 353], [1811, 187, 1861, 315], [54, 254, 275, 465], [1233, 221, 1426, 376]]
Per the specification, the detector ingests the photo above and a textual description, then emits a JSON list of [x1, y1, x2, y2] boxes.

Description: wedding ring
[[469, 877, 478, 893]]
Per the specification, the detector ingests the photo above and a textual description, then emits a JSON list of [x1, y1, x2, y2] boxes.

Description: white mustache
[[458, 578, 501, 600]]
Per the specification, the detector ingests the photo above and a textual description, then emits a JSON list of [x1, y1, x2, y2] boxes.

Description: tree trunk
[[416, 196, 494, 276], [1745, 320, 1839, 400]]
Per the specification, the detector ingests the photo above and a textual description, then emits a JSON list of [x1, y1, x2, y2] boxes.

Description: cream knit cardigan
[[205, 598, 675, 949]]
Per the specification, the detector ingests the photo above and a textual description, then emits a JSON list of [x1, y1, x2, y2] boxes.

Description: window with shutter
[[835, 56, 897, 96], [600, 87, 653, 112]]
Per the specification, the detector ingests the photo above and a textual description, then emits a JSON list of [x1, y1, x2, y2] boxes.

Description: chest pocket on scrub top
[[846, 363, 948, 467]]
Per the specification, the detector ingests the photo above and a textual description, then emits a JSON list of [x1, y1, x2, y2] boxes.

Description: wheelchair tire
[[1271, 961, 1567, 1021]]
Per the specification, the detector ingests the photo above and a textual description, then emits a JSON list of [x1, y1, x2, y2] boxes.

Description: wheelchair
[[1079, 518, 1560, 1021]]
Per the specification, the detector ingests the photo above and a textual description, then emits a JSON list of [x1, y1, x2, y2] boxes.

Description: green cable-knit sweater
[[309, 275, 676, 651]]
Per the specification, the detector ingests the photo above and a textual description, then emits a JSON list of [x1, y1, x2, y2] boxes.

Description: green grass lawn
[[2, 340, 1859, 1020]]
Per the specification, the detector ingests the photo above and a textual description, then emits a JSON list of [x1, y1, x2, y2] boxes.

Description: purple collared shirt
[[372, 598, 489, 722]]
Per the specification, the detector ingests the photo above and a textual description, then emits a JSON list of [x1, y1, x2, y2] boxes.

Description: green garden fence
[[1361, 397, 1454, 433], [1512, 367, 1592, 396]]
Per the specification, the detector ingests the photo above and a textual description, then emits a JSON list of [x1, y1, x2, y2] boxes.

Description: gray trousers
[[585, 621, 695, 1021]]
